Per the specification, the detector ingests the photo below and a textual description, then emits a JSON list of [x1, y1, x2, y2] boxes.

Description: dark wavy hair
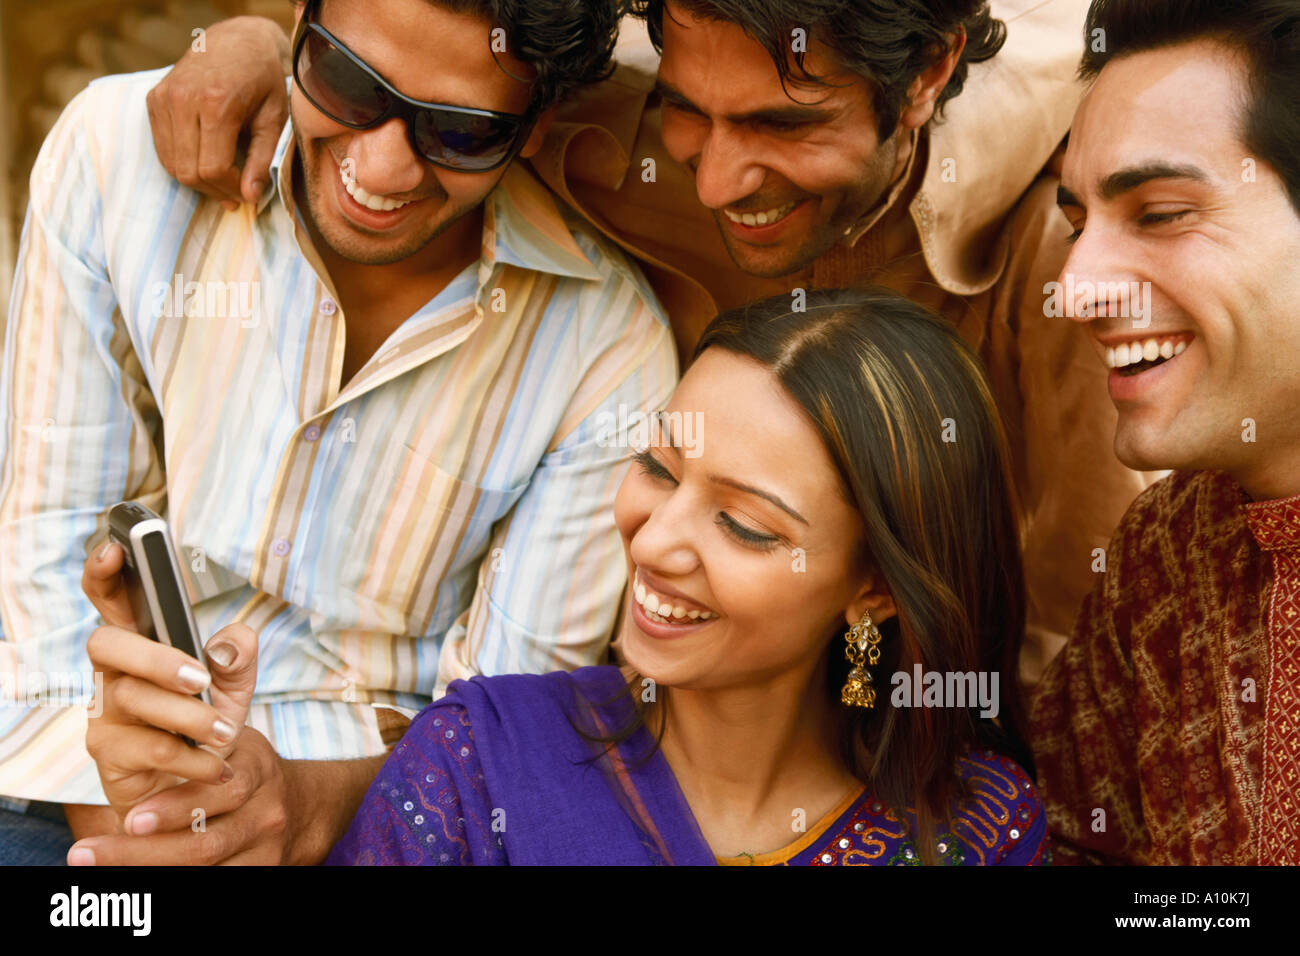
[[315, 0, 625, 115], [582, 287, 1031, 864], [453, 0, 625, 113], [1079, 0, 1300, 217], [629, 0, 1006, 140]]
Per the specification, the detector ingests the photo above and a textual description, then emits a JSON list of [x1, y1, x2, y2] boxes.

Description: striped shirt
[[0, 69, 677, 804]]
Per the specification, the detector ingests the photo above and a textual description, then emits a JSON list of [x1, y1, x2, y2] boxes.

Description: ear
[[518, 106, 557, 160], [896, 28, 967, 132], [843, 567, 897, 629]]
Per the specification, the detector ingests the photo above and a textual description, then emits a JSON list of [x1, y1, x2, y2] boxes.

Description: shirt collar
[[264, 117, 296, 217], [262, 119, 602, 284], [1243, 490, 1300, 552], [484, 163, 603, 281], [841, 127, 921, 249]]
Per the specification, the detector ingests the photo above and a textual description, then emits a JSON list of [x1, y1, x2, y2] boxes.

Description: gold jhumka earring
[[840, 608, 883, 708]]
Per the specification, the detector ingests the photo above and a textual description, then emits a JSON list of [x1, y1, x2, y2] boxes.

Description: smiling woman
[[327, 287, 1043, 866]]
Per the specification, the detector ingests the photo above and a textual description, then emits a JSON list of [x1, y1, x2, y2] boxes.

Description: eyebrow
[[1100, 163, 1209, 199], [654, 78, 833, 125], [709, 476, 810, 525], [1058, 162, 1211, 207], [1056, 184, 1081, 208], [657, 412, 809, 525]]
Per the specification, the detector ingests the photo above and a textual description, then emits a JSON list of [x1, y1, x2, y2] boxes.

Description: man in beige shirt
[[140, 0, 1150, 680]]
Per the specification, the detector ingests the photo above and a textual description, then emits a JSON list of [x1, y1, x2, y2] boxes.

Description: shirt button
[[272, 538, 291, 556], [319, 298, 337, 316], [303, 424, 321, 441]]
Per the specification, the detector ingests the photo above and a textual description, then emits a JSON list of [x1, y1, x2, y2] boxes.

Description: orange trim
[[715, 785, 867, 866]]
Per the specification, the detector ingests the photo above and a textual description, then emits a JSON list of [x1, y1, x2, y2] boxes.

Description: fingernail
[[206, 642, 235, 668], [213, 718, 237, 743], [250, 179, 266, 198], [96, 541, 113, 562], [128, 811, 159, 836], [220, 762, 235, 783], [178, 663, 211, 693], [67, 846, 95, 866]]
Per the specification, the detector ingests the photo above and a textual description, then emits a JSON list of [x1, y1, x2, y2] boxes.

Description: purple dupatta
[[325, 665, 1046, 865], [326, 666, 717, 865]]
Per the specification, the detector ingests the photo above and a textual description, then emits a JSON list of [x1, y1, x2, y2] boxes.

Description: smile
[[722, 201, 798, 228], [339, 162, 413, 212], [1104, 333, 1193, 377], [633, 570, 717, 625]]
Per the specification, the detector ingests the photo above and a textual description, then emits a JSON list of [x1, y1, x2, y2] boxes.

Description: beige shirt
[[523, 1, 1157, 682]]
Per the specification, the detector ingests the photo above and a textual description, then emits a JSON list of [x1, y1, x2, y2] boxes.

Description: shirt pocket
[[333, 442, 526, 630], [392, 442, 527, 535]]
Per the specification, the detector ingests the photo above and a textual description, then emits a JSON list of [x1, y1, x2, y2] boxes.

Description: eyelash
[[633, 449, 672, 481], [662, 100, 803, 133], [1140, 210, 1191, 227], [663, 99, 703, 119], [1066, 210, 1192, 244], [631, 450, 783, 553], [715, 513, 781, 551]]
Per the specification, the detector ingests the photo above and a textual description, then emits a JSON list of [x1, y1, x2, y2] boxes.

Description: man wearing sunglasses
[[0, 0, 675, 864]]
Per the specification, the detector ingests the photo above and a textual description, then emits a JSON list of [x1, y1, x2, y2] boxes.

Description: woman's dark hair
[[583, 288, 1031, 864], [1079, 0, 1300, 216], [629, 0, 1006, 140]]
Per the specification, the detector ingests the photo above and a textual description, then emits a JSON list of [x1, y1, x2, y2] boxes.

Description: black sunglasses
[[291, 2, 534, 172]]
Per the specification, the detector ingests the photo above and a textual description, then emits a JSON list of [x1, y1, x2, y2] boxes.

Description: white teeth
[[723, 202, 797, 227], [340, 163, 411, 212], [632, 571, 716, 624], [1105, 337, 1191, 369]]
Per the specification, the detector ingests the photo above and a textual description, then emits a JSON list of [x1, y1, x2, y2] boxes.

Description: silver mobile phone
[[107, 501, 212, 712]]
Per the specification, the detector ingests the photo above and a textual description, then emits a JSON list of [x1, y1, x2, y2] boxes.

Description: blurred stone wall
[[0, 0, 294, 337]]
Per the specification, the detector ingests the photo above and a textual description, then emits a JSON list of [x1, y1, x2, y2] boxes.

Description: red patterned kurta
[[1030, 470, 1300, 864]]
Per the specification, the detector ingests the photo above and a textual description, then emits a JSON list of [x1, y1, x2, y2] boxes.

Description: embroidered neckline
[[714, 784, 867, 866]]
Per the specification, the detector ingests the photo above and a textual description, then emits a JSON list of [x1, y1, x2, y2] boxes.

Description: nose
[[692, 123, 766, 211], [343, 117, 426, 197], [627, 489, 702, 583], [1058, 222, 1142, 326]]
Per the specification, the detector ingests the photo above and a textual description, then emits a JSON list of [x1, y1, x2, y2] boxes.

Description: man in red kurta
[[1031, 0, 1300, 865]]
